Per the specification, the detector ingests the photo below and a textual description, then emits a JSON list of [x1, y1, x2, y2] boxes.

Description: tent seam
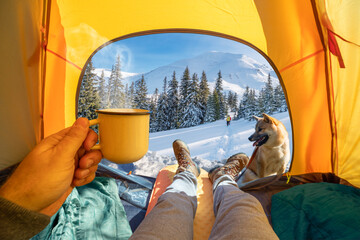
[[40, 0, 52, 141], [328, 29, 360, 48], [46, 48, 82, 70], [328, 51, 339, 174], [279, 49, 323, 73], [311, 0, 337, 173]]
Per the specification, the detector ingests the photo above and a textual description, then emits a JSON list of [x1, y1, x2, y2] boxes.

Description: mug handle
[[89, 119, 101, 150]]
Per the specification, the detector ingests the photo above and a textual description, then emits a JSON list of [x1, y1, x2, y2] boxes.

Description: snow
[[102, 111, 292, 178], [93, 68, 139, 79], [94, 51, 280, 98], [122, 51, 278, 97]]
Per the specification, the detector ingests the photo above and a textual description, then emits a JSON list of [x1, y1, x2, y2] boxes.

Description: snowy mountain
[[95, 51, 279, 97], [93, 68, 139, 79], [127, 52, 277, 96]]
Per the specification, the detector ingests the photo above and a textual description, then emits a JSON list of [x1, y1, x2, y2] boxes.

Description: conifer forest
[[78, 55, 287, 133]]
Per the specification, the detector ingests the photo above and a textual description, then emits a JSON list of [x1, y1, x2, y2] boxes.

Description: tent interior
[[1, 0, 360, 238]]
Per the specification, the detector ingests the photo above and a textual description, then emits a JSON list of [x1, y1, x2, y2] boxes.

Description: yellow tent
[[1, 0, 359, 189]]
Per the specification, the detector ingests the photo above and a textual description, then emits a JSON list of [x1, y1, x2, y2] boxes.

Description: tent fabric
[[0, 0, 44, 169], [1, 0, 360, 187], [43, 0, 333, 177], [320, 0, 360, 187]]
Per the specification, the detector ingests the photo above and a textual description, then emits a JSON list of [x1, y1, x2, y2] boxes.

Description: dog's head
[[248, 113, 282, 147]]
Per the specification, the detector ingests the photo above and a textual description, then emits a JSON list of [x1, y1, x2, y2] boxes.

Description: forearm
[[0, 197, 50, 240]]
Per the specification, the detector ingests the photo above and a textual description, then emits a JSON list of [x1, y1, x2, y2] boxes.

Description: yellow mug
[[89, 108, 150, 164]]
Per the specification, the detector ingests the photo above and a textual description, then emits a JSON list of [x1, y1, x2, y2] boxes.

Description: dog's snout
[[248, 135, 253, 141]]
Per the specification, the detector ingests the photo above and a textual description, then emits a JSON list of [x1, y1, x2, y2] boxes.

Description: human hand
[[0, 118, 102, 213]]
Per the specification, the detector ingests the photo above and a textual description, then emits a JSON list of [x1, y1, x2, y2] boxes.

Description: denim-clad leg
[[165, 171, 197, 197], [131, 140, 278, 240], [130, 171, 197, 240], [209, 176, 279, 240], [212, 174, 238, 191]]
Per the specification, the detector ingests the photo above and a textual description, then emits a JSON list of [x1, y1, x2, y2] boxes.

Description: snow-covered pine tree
[[134, 75, 148, 110], [247, 89, 257, 120], [233, 92, 239, 114], [257, 89, 267, 116], [181, 73, 202, 128], [105, 66, 113, 108], [78, 60, 100, 120], [152, 88, 159, 105], [227, 91, 238, 112], [237, 100, 245, 119], [227, 91, 233, 111], [239, 86, 250, 120], [163, 76, 168, 93], [215, 70, 223, 92], [199, 71, 210, 124], [156, 94, 169, 131], [167, 73, 180, 129], [156, 78, 170, 131], [98, 70, 108, 108], [205, 93, 215, 122], [124, 84, 130, 108], [129, 82, 135, 108], [274, 84, 287, 112], [179, 67, 192, 127], [280, 90, 287, 112], [124, 83, 135, 108], [108, 55, 125, 108], [149, 88, 159, 132], [273, 84, 282, 113], [180, 67, 191, 98], [264, 74, 275, 114], [230, 92, 239, 118], [215, 70, 226, 119], [213, 90, 221, 120], [223, 92, 229, 116], [215, 90, 222, 121]]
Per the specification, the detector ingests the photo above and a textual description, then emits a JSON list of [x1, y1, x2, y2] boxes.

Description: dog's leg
[[256, 162, 267, 178], [240, 169, 259, 183], [276, 165, 285, 175]]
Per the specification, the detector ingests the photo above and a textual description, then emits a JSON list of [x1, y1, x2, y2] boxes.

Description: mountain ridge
[[95, 51, 279, 96]]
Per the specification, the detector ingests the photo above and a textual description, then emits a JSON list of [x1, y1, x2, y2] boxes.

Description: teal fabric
[[32, 177, 132, 240], [271, 182, 360, 240]]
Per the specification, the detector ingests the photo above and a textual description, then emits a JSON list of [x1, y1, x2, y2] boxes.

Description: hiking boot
[[208, 153, 249, 183], [173, 139, 200, 177]]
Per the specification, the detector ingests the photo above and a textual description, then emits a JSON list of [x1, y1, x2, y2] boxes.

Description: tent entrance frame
[[75, 28, 295, 173]]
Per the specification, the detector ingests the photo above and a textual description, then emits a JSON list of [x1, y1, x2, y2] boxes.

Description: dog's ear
[[253, 115, 261, 121], [262, 113, 280, 126]]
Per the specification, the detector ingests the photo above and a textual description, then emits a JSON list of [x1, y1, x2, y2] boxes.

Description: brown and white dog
[[239, 113, 290, 183]]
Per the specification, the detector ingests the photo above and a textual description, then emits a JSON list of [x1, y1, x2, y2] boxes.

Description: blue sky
[[92, 33, 270, 74]]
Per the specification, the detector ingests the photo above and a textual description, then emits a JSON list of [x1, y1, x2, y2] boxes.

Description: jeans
[[130, 171, 278, 240]]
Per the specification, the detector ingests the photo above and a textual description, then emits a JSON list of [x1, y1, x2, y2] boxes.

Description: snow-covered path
[[105, 111, 292, 178], [148, 112, 291, 161], [148, 119, 254, 161]]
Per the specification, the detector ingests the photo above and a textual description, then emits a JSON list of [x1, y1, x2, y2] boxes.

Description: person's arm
[[0, 118, 102, 239], [0, 196, 50, 240]]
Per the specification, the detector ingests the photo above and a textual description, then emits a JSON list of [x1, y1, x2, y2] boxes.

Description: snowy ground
[[102, 111, 292, 178]]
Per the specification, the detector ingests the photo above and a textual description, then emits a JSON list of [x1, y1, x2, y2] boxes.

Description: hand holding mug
[[0, 118, 102, 214]]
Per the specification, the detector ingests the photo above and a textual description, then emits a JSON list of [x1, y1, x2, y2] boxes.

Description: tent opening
[[76, 32, 293, 178]]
